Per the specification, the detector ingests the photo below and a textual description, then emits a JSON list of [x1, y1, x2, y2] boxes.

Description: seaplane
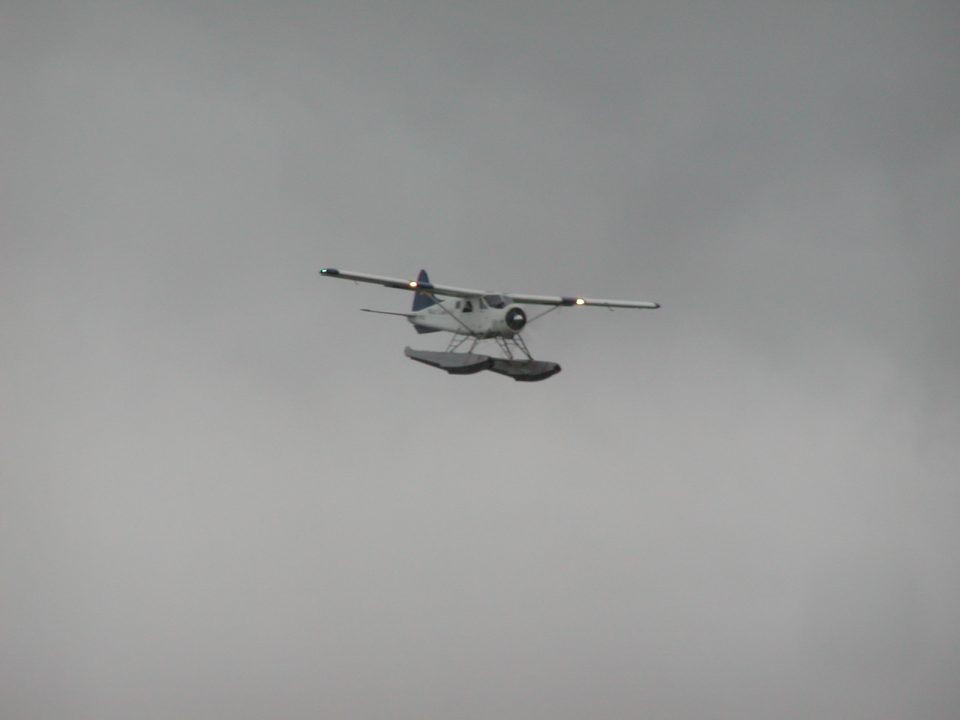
[[319, 267, 660, 381]]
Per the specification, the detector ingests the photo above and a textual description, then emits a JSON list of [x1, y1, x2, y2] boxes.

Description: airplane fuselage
[[409, 295, 527, 339]]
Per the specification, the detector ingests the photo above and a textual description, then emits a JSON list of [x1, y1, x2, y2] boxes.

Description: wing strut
[[523, 305, 561, 325]]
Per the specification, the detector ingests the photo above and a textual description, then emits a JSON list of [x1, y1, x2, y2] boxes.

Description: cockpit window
[[483, 294, 507, 309]]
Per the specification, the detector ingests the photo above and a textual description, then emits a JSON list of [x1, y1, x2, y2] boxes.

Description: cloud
[[2, 2, 958, 718]]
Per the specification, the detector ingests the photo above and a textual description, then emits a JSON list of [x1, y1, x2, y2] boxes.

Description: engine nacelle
[[492, 305, 526, 336]]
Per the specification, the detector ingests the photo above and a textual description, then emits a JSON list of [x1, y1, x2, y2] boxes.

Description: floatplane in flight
[[319, 267, 659, 381]]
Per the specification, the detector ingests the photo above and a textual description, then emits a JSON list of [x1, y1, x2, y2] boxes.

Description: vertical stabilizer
[[411, 269, 436, 311]]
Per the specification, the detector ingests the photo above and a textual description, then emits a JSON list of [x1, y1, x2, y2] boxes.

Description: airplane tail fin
[[411, 269, 436, 312]]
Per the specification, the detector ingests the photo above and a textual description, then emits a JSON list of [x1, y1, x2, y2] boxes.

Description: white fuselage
[[409, 295, 526, 338]]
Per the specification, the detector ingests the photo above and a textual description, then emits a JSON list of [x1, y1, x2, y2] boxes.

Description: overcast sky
[[2, 2, 959, 718]]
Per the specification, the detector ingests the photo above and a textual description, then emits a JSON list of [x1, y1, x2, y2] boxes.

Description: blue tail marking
[[411, 269, 436, 312]]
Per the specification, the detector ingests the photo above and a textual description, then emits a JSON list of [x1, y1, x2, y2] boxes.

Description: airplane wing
[[505, 293, 660, 309], [319, 268, 659, 309], [319, 268, 484, 299]]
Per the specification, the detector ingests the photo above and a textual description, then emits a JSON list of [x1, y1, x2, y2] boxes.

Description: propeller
[[505, 306, 527, 331]]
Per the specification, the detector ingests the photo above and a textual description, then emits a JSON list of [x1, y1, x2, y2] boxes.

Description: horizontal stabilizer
[[361, 308, 415, 318]]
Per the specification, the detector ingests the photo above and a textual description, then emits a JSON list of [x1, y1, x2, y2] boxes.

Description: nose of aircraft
[[505, 306, 527, 331]]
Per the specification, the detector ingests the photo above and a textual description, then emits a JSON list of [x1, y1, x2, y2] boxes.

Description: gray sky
[[2, 1, 959, 717]]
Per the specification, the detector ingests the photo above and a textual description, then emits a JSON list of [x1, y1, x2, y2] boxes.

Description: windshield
[[483, 294, 507, 309]]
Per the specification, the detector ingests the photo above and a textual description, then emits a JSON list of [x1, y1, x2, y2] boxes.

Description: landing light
[[575, 298, 585, 305], [409, 280, 419, 288]]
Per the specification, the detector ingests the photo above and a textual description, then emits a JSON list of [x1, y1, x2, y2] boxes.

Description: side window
[[463, 300, 473, 312], [455, 301, 462, 309]]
